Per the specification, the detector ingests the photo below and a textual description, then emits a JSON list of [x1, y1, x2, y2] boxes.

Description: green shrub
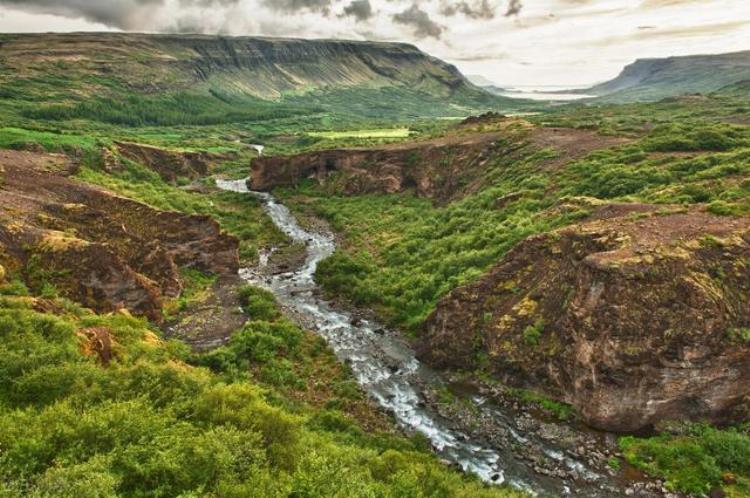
[[620, 425, 750, 495], [0, 300, 517, 497], [238, 285, 281, 321], [727, 327, 750, 344], [23, 92, 320, 127], [522, 319, 545, 346], [707, 200, 741, 216]]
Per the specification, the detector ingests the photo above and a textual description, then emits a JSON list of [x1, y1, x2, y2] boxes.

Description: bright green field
[[308, 128, 411, 139]]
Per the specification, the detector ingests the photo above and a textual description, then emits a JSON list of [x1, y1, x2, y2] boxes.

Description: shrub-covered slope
[[0, 286, 521, 497]]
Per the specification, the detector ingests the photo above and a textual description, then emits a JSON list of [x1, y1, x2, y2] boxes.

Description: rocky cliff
[[0, 149, 238, 323], [418, 202, 750, 432], [249, 132, 507, 202], [112, 141, 221, 182]]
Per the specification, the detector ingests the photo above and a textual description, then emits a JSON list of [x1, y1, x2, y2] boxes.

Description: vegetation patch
[[0, 288, 522, 497], [620, 425, 750, 496], [506, 388, 575, 422], [308, 128, 411, 139]]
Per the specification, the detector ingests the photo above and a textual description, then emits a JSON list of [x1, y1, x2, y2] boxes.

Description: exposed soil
[[166, 274, 248, 351], [529, 126, 630, 170]]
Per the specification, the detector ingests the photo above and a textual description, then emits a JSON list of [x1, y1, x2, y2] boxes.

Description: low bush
[[620, 425, 750, 495]]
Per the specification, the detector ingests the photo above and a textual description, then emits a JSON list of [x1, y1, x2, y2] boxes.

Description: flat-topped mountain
[[0, 32, 510, 123], [585, 50, 750, 102]]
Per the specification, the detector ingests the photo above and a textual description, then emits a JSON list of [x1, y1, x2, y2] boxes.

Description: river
[[216, 179, 660, 497]]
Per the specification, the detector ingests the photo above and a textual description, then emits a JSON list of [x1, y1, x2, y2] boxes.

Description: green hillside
[[0, 32, 520, 127], [586, 50, 750, 102]]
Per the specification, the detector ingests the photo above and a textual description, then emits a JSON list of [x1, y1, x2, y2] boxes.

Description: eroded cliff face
[[112, 141, 227, 183], [250, 132, 508, 202], [418, 202, 750, 432], [0, 149, 238, 323]]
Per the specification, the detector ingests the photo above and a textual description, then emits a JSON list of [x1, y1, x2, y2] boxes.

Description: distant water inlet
[[216, 178, 647, 498]]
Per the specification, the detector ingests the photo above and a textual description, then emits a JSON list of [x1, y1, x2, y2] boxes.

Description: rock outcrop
[[0, 149, 239, 323], [113, 141, 223, 182], [249, 132, 508, 202], [418, 203, 750, 432]]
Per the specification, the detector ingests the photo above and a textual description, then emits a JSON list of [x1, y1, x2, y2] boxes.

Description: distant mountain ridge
[[585, 50, 750, 102], [0, 32, 516, 124], [0, 32, 478, 99]]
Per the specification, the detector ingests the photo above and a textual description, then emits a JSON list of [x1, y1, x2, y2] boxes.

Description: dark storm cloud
[[440, 0, 496, 20], [505, 0, 522, 16], [261, 0, 333, 13], [0, 0, 164, 29], [342, 0, 373, 21], [392, 4, 444, 39], [180, 0, 240, 6]]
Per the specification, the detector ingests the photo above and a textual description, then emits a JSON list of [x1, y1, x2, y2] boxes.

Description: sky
[[0, 0, 748, 87]]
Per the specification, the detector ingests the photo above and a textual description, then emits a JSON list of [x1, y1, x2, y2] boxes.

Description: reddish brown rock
[[418, 203, 750, 432], [79, 327, 114, 367], [250, 132, 507, 202], [0, 149, 239, 323]]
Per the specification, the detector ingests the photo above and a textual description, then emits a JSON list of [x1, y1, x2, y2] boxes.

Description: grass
[[0, 127, 101, 156], [522, 319, 546, 346], [163, 268, 218, 321], [75, 159, 286, 264], [308, 128, 411, 139], [506, 388, 575, 422]]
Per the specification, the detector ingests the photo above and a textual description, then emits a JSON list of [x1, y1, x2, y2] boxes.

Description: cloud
[[342, 0, 373, 21], [639, 0, 705, 8], [505, 0, 522, 16], [180, 0, 240, 6], [261, 0, 332, 13], [441, 0, 497, 20], [0, 0, 164, 29], [585, 20, 750, 47], [450, 51, 509, 61], [392, 4, 444, 38]]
